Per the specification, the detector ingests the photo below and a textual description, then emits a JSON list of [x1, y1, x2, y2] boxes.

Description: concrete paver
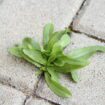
[[36, 33, 105, 105], [0, 0, 84, 95], [0, 84, 26, 105], [73, 0, 105, 40], [25, 97, 53, 105], [1, 0, 105, 104]]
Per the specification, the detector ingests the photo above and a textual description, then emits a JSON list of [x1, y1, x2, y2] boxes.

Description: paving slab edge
[[1, 0, 104, 104], [71, 30, 105, 43], [70, 0, 90, 27], [71, 0, 105, 42]]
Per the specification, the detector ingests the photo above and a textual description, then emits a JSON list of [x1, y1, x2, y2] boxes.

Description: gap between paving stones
[[70, 0, 90, 27], [1, 0, 103, 104], [0, 83, 27, 105], [0, 71, 50, 105], [0, 73, 49, 105], [24, 96, 30, 105], [69, 0, 105, 43], [0, 82, 56, 105], [71, 29, 105, 43], [72, 0, 105, 41], [0, 72, 41, 96]]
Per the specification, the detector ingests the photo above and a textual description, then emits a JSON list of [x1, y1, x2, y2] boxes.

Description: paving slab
[[73, 0, 105, 40], [25, 96, 53, 105], [0, 84, 26, 105], [0, 0, 84, 95], [36, 33, 105, 105]]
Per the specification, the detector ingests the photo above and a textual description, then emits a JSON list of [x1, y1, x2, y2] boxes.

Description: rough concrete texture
[[0, 84, 26, 105], [36, 33, 105, 105], [0, 35, 39, 95], [25, 97, 53, 105], [0, 0, 84, 94], [73, 0, 105, 40]]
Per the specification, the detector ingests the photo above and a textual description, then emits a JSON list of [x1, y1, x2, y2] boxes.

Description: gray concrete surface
[[0, 0, 84, 95], [0, 84, 26, 105], [36, 33, 105, 105], [73, 0, 105, 40], [0, 0, 105, 104], [25, 97, 53, 105]]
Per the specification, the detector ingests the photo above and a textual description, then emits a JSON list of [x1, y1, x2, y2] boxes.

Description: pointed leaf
[[47, 67, 60, 82], [68, 46, 105, 60], [9, 45, 41, 67], [23, 37, 41, 51], [45, 72, 72, 98], [59, 34, 70, 48], [43, 23, 54, 48], [53, 62, 88, 73], [9, 46, 22, 58], [21, 50, 41, 67], [71, 71, 79, 83], [47, 28, 71, 50], [54, 55, 89, 67], [23, 49, 46, 65], [48, 34, 70, 63]]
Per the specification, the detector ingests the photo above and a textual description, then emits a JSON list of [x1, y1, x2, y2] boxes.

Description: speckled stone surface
[[25, 97, 53, 105], [0, 84, 26, 105], [36, 33, 105, 105], [0, 0, 84, 95], [73, 0, 105, 40]]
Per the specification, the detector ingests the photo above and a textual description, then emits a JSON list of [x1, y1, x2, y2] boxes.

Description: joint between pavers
[[0, 80, 18, 92], [70, 0, 91, 28], [35, 95, 59, 105], [0, 80, 31, 97], [34, 75, 59, 105], [33, 74, 43, 96], [71, 28, 105, 43], [23, 96, 30, 105]]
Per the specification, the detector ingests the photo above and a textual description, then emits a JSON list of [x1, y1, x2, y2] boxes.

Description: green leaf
[[21, 50, 41, 67], [59, 34, 70, 48], [22, 37, 41, 51], [54, 55, 89, 67], [9, 46, 22, 58], [48, 43, 62, 63], [48, 34, 70, 63], [45, 72, 72, 98], [43, 23, 54, 48], [68, 46, 105, 60], [47, 28, 71, 50], [53, 62, 88, 73], [71, 71, 79, 83], [23, 49, 46, 65], [9, 45, 41, 67], [47, 67, 60, 82]]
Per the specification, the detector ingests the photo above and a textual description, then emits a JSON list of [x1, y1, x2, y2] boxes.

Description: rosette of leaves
[[9, 23, 105, 98]]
